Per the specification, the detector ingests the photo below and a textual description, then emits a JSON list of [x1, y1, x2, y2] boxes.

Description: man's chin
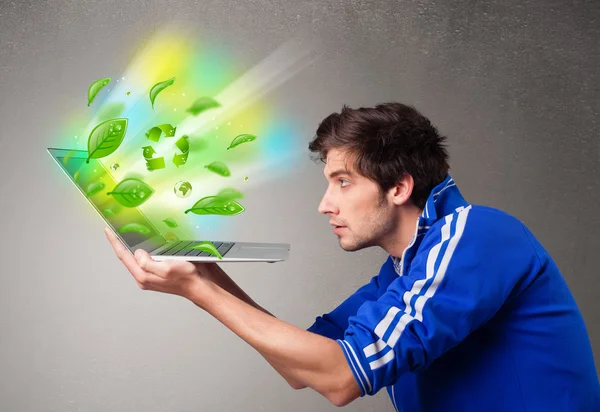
[[338, 234, 378, 252], [338, 238, 363, 252]]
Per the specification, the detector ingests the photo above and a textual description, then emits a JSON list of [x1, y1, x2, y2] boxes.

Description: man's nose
[[318, 191, 337, 215]]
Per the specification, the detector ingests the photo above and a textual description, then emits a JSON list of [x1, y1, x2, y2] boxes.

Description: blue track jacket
[[307, 175, 600, 411]]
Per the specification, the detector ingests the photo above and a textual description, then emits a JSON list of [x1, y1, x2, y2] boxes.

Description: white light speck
[[174, 108, 177, 111], [215, 126, 218, 130], [122, 77, 125, 80], [196, 226, 199, 229], [182, 93, 186, 96], [228, 122, 231, 125]]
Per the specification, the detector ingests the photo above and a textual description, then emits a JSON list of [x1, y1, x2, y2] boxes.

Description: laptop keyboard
[[153, 241, 234, 258]]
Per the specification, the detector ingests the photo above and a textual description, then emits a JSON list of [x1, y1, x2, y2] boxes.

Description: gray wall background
[[1, 0, 599, 411]]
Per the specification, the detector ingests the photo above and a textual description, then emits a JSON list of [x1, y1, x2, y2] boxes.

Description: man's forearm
[[186, 277, 360, 405], [202, 264, 273, 315]]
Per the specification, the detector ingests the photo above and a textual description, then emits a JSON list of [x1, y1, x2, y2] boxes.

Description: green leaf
[[217, 187, 244, 200], [204, 161, 231, 177], [163, 218, 178, 228], [187, 241, 223, 260], [118, 223, 151, 235], [86, 181, 106, 197], [86, 118, 128, 163], [227, 134, 256, 150], [88, 77, 111, 106], [164, 232, 179, 242], [186, 96, 221, 116], [107, 178, 154, 207], [149, 77, 175, 109], [184, 196, 245, 215], [102, 209, 116, 217], [62, 150, 76, 166]]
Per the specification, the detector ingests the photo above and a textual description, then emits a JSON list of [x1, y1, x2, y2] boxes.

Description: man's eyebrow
[[326, 169, 354, 179]]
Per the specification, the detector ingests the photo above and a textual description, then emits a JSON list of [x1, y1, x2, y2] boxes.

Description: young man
[[105, 103, 600, 411]]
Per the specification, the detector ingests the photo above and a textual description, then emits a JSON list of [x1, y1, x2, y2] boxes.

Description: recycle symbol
[[141, 123, 190, 171]]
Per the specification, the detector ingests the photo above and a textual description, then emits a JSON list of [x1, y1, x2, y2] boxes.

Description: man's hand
[[104, 227, 208, 299]]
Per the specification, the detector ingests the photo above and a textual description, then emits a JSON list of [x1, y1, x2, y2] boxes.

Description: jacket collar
[[420, 174, 469, 225], [390, 174, 469, 274]]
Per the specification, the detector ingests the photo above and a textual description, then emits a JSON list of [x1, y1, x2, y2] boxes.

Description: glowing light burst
[[53, 25, 315, 240]]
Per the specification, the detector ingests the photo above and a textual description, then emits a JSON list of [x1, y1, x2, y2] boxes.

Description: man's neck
[[382, 206, 423, 258]]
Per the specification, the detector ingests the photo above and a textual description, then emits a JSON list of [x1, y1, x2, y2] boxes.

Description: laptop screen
[[48, 148, 163, 249]]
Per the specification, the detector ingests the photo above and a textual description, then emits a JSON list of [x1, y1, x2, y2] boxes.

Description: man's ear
[[389, 174, 414, 206]]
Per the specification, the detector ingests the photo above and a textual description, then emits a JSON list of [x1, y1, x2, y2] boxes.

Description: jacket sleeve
[[307, 257, 395, 340], [336, 206, 539, 396]]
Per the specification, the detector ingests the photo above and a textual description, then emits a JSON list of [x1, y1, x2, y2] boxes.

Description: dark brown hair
[[308, 102, 450, 209]]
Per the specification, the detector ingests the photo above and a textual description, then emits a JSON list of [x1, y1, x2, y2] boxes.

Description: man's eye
[[340, 179, 349, 187]]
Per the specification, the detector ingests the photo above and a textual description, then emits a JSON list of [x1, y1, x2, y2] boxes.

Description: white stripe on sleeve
[[403, 215, 453, 317], [341, 340, 373, 394], [364, 338, 388, 358], [338, 340, 367, 395], [369, 348, 395, 370], [413, 206, 471, 322]]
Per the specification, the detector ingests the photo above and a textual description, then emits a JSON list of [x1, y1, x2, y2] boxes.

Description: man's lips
[[331, 223, 346, 233]]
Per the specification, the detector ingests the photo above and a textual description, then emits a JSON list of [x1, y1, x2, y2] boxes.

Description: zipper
[[399, 217, 422, 277], [392, 217, 424, 411]]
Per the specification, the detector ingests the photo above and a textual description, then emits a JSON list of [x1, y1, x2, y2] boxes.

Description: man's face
[[318, 148, 397, 251]]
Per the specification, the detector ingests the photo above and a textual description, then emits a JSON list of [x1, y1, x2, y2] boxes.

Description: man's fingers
[[134, 249, 168, 278], [135, 249, 198, 279], [104, 227, 164, 288], [104, 227, 128, 254]]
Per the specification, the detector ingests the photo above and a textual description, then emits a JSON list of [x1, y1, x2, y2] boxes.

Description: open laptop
[[48, 148, 290, 263]]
